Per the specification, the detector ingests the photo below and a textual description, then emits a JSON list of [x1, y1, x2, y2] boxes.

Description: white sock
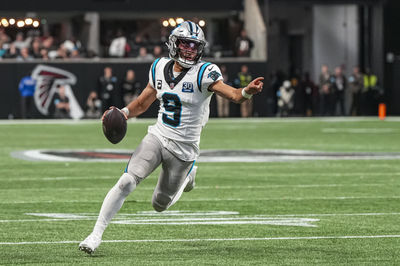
[[92, 173, 136, 238]]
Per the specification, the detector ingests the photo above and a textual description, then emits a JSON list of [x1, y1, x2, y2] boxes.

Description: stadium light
[[199, 20, 206, 27], [162, 20, 169, 27], [25, 18, 33, 25], [32, 20, 40, 27], [9, 18, 15, 25], [168, 18, 176, 27], [176, 17, 184, 24], [17, 20, 25, 27], [1, 18, 8, 27]]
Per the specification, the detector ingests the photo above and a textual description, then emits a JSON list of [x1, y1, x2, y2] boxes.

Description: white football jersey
[[147, 57, 223, 161]]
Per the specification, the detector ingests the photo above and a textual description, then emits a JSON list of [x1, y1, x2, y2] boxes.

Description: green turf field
[[0, 117, 399, 265]]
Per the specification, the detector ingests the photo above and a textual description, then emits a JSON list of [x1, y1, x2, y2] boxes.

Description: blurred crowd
[[271, 65, 381, 117], [1, 26, 253, 60], [0, 29, 90, 60], [18, 63, 382, 119]]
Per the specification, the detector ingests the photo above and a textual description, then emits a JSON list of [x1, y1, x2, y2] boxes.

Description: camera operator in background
[[97, 67, 120, 112]]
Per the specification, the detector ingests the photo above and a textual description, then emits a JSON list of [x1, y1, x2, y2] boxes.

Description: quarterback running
[[79, 21, 264, 254]]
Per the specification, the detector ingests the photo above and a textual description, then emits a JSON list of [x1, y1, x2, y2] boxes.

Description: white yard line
[[2, 195, 400, 204], [1, 235, 400, 245], [0, 183, 388, 192], [1, 212, 399, 223], [2, 171, 400, 182], [180, 196, 400, 202]]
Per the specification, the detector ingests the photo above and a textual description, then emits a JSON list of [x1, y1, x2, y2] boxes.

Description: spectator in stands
[[0, 29, 10, 45], [109, 30, 127, 58], [18, 73, 36, 119], [63, 37, 82, 54], [137, 47, 154, 61], [235, 29, 253, 57], [128, 35, 144, 57], [348, 66, 363, 116], [70, 49, 81, 59], [0, 29, 10, 57], [13, 32, 29, 50], [40, 48, 49, 60], [3, 43, 18, 59], [330, 66, 346, 116], [234, 64, 253, 117], [30, 39, 42, 58], [84, 91, 102, 119], [49, 45, 68, 60], [121, 69, 142, 106], [277, 80, 295, 117], [17, 47, 34, 61], [97, 67, 120, 112], [53, 84, 71, 119], [42, 36, 55, 50], [216, 65, 230, 117], [153, 45, 165, 58], [319, 64, 333, 116]]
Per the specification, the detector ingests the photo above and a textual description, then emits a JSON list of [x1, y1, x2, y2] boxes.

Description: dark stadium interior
[[0, 0, 399, 118]]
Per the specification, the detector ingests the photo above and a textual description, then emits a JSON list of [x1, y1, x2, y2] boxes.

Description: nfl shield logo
[[169, 83, 175, 89]]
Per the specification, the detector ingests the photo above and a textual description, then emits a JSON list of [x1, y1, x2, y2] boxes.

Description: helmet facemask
[[167, 21, 207, 68]]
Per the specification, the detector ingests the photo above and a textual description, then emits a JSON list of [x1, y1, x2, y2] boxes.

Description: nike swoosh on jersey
[[208, 66, 214, 71]]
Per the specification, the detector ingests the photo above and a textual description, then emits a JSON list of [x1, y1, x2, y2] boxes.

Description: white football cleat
[[184, 166, 197, 192], [79, 233, 102, 254]]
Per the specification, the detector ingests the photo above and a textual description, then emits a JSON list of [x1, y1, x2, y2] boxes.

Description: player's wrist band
[[121, 107, 130, 117], [241, 88, 253, 99]]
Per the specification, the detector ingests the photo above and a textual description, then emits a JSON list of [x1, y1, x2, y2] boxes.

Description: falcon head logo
[[32, 65, 77, 115]]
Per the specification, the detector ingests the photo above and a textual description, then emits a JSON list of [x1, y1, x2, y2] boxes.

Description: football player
[[79, 21, 264, 254]]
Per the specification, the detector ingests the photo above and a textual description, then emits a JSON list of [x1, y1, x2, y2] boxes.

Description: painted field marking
[[1, 235, 400, 245], [3, 171, 400, 182], [2, 211, 400, 226], [4, 117, 400, 126], [2, 195, 400, 204], [322, 128, 397, 134], [21, 211, 319, 227], [1, 211, 399, 224], [11, 149, 400, 163], [179, 195, 400, 202], [0, 183, 388, 192]]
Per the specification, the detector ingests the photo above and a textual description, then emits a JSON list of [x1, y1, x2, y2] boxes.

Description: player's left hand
[[245, 77, 264, 95]]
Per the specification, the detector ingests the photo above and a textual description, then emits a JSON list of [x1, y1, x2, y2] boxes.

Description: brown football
[[102, 107, 127, 144]]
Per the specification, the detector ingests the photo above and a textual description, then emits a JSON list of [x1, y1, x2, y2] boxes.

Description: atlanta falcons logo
[[32, 65, 77, 115]]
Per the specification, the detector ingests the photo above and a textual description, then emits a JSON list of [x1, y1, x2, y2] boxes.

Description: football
[[102, 107, 127, 144]]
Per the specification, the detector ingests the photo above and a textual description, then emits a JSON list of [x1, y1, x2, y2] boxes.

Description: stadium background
[[1, 1, 400, 264], [0, 0, 399, 118]]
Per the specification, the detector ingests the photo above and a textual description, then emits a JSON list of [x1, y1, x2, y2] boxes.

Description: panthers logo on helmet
[[167, 21, 207, 68], [207, 70, 221, 82]]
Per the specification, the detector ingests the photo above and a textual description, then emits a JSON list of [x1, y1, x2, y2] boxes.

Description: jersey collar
[[164, 60, 190, 89]]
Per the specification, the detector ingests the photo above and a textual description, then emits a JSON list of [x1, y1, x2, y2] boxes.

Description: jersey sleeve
[[198, 63, 223, 92], [148, 58, 162, 89]]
